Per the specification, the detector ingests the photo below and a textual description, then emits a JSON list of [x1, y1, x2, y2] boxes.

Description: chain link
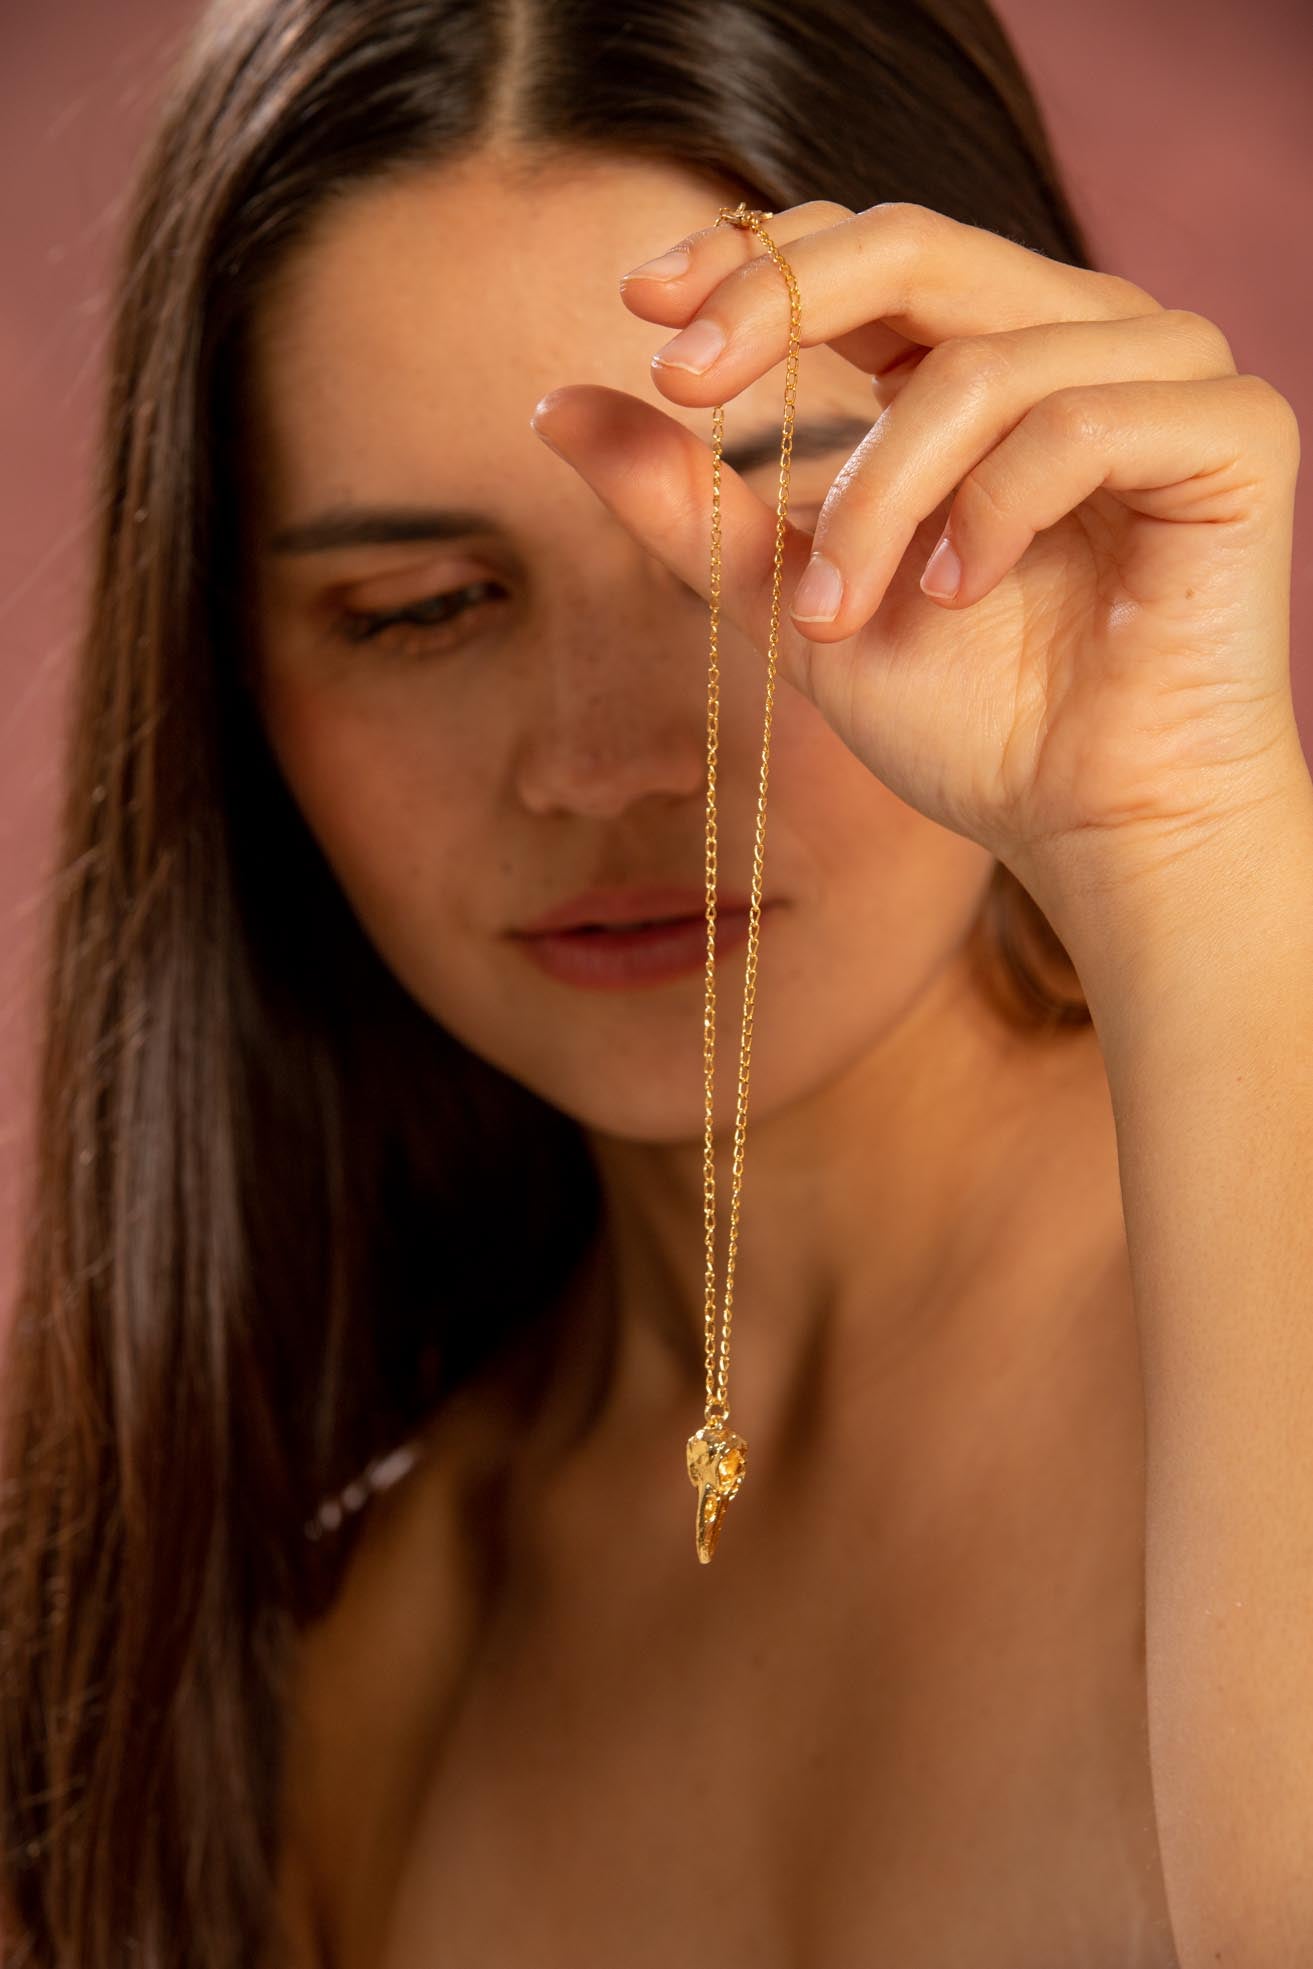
[[689, 201, 801, 1557]]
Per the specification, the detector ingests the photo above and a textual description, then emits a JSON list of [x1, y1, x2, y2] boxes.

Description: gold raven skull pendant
[[685, 1424, 748, 1563]]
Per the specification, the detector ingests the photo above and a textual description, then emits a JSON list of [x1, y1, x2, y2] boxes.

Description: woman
[[3, 0, 1310, 1963]]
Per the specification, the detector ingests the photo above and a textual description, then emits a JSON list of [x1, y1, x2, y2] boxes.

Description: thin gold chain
[[686, 201, 801, 1564]]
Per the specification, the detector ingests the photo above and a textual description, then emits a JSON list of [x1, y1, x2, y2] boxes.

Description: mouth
[[574, 911, 696, 931], [510, 901, 779, 991]]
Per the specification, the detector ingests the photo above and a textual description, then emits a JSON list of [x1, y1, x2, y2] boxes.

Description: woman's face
[[246, 149, 995, 1142]]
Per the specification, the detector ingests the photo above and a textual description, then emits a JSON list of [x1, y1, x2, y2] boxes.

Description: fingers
[[529, 382, 817, 665], [621, 199, 1162, 410], [783, 310, 1240, 637], [936, 371, 1299, 617], [620, 198, 923, 386], [618, 197, 851, 324]]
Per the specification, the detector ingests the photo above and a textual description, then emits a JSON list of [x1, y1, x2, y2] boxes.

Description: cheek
[[255, 675, 489, 967]]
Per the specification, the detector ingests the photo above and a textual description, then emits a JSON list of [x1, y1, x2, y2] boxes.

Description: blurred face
[[245, 147, 995, 1144]]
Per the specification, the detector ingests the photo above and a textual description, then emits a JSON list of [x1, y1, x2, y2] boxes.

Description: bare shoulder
[[274, 1385, 505, 1969]]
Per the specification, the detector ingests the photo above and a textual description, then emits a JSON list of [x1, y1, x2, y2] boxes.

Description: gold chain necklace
[[685, 202, 801, 1564]]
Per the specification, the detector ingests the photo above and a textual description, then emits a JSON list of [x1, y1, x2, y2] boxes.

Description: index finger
[[620, 198, 922, 386], [626, 199, 1160, 408]]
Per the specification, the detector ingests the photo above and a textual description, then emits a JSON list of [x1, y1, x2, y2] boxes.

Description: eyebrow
[[266, 411, 873, 555]]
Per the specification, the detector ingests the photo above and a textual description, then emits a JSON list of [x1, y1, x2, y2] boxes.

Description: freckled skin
[[241, 146, 1060, 1436], [251, 150, 1177, 1969], [246, 158, 991, 1107]]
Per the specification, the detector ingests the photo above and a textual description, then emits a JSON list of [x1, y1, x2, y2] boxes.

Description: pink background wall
[[2, 0, 1311, 1322]]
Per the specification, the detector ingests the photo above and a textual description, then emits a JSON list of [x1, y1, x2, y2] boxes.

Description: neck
[[564, 945, 1120, 1476]]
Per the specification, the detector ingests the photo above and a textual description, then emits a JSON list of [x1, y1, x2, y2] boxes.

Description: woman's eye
[[336, 578, 505, 654]]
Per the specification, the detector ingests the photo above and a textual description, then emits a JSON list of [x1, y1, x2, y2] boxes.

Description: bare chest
[[371, 1374, 1180, 1969]]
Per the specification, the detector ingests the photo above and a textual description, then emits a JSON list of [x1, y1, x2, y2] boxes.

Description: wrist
[[1004, 737, 1313, 1035]]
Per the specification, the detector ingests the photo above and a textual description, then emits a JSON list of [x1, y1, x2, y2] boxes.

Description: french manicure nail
[[791, 552, 844, 623], [920, 533, 961, 600], [622, 246, 690, 283], [652, 318, 727, 374]]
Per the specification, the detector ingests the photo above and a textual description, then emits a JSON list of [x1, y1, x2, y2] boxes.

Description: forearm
[[1015, 750, 1313, 1968]]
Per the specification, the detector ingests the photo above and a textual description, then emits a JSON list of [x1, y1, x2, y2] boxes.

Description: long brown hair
[[0, 1, 1093, 1960]]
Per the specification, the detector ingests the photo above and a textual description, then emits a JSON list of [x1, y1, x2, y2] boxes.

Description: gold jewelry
[[686, 202, 801, 1564]]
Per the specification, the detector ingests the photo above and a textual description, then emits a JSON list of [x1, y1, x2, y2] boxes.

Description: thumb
[[528, 383, 818, 685]]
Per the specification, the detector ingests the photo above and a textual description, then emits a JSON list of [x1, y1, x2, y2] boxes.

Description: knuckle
[[1233, 370, 1294, 418], [1037, 385, 1114, 448], [1158, 307, 1236, 372], [862, 200, 941, 249], [921, 335, 1014, 396], [1097, 270, 1161, 315], [795, 198, 855, 228], [1234, 373, 1301, 453], [959, 468, 1014, 529], [816, 466, 880, 534]]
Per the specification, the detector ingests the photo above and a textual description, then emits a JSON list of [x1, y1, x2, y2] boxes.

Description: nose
[[514, 553, 713, 822]]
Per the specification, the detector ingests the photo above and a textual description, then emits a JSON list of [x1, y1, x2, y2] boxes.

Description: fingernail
[[622, 246, 690, 283], [920, 532, 961, 600], [791, 552, 843, 623], [530, 397, 563, 449], [653, 318, 726, 374]]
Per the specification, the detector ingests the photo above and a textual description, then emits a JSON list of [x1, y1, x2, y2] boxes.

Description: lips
[[512, 882, 756, 936], [507, 882, 783, 992]]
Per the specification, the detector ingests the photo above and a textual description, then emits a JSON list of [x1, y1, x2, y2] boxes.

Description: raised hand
[[530, 200, 1303, 913]]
